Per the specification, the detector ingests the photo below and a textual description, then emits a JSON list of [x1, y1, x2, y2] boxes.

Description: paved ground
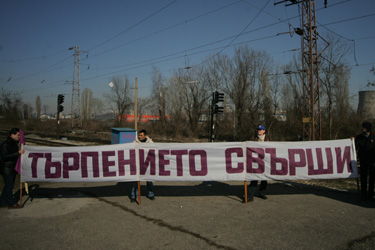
[[0, 179, 374, 250]]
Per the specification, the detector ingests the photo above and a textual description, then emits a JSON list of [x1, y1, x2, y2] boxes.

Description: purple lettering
[[118, 149, 136, 176], [140, 149, 156, 175], [325, 148, 334, 174], [45, 153, 61, 178], [288, 149, 306, 175], [29, 153, 44, 178], [246, 147, 265, 173], [63, 152, 80, 178], [336, 146, 352, 173], [81, 152, 99, 178], [171, 150, 188, 176], [102, 151, 116, 177], [266, 148, 288, 175], [225, 147, 244, 174], [189, 150, 207, 176], [307, 148, 333, 175], [159, 150, 170, 176]]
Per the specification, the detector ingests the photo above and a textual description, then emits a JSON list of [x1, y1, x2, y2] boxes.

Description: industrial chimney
[[357, 90, 375, 120]]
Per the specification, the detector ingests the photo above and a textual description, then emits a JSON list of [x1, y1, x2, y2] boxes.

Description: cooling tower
[[357, 90, 375, 120]]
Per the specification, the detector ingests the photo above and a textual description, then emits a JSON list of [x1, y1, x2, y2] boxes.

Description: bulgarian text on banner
[[20, 139, 357, 182]]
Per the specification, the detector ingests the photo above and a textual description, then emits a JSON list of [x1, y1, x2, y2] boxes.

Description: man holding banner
[[247, 125, 270, 202], [130, 129, 155, 202], [0, 128, 25, 209], [355, 122, 375, 201]]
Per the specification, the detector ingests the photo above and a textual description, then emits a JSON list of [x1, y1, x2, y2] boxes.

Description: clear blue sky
[[0, 0, 374, 113]]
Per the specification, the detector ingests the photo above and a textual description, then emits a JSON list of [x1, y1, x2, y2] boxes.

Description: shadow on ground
[[17, 181, 375, 209]]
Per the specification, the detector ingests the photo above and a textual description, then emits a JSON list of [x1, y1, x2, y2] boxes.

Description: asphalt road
[[0, 179, 374, 250]]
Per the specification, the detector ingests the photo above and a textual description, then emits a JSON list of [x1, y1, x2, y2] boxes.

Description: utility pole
[[69, 46, 88, 129], [275, 0, 322, 140], [300, 0, 322, 141]]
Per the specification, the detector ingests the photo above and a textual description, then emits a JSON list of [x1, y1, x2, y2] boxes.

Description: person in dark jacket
[[247, 125, 270, 202], [0, 128, 25, 208], [355, 122, 375, 201]]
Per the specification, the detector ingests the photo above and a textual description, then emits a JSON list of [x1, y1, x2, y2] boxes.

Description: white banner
[[21, 139, 358, 182]]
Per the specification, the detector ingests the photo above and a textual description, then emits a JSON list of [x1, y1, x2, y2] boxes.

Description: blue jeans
[[130, 181, 154, 199], [0, 174, 17, 206]]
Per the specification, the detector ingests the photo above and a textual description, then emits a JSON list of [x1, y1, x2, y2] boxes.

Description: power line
[[89, 0, 243, 58], [322, 13, 374, 26], [190, 0, 272, 68], [3, 0, 353, 82], [88, 0, 178, 51], [15, 55, 72, 81], [4, 0, 371, 93], [0, 49, 68, 63], [79, 9, 374, 80], [79, 33, 281, 82]]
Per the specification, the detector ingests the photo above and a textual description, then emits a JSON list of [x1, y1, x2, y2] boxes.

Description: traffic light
[[58, 105, 64, 113], [57, 94, 64, 113], [214, 91, 224, 103], [214, 104, 224, 114], [58, 94, 64, 104]]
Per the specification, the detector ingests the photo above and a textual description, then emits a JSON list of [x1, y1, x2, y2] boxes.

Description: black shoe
[[257, 193, 268, 200], [130, 198, 136, 203], [147, 196, 155, 201]]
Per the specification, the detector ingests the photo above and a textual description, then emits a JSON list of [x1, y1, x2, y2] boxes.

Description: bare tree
[[260, 70, 274, 130], [81, 88, 93, 121], [164, 75, 188, 137], [35, 96, 41, 119], [151, 67, 167, 136], [166, 66, 211, 137], [103, 75, 133, 122], [137, 97, 153, 123], [91, 98, 104, 119], [269, 68, 284, 116], [0, 89, 23, 123], [319, 33, 351, 139], [205, 45, 272, 140], [280, 59, 304, 140]]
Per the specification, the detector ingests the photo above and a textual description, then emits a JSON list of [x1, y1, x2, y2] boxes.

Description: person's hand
[[19, 149, 25, 155]]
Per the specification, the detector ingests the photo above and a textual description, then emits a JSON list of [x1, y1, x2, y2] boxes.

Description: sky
[[0, 0, 374, 114]]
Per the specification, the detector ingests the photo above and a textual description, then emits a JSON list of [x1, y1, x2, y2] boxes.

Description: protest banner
[[21, 139, 357, 183]]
